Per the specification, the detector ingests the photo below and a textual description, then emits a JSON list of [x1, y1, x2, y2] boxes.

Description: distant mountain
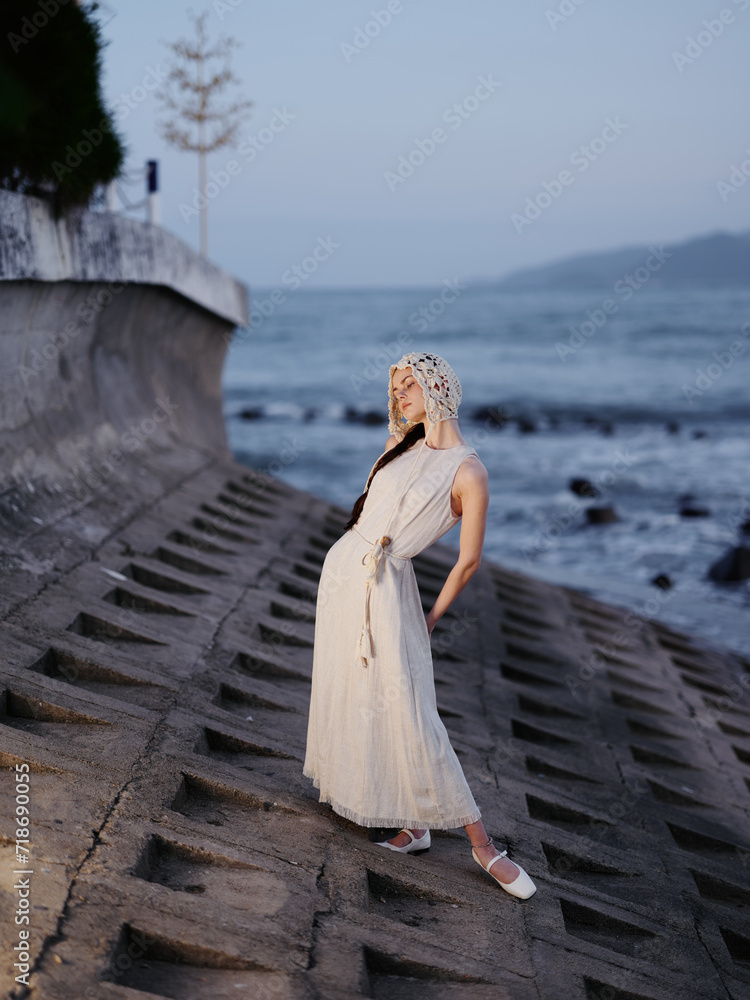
[[498, 231, 750, 289]]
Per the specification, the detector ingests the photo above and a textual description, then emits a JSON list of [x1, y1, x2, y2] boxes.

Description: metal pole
[[198, 55, 207, 257], [105, 180, 118, 212], [147, 160, 160, 225]]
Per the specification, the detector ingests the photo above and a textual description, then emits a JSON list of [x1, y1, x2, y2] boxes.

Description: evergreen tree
[[0, 0, 125, 217]]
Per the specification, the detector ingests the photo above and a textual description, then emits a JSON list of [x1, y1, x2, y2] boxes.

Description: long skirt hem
[[303, 766, 482, 830]]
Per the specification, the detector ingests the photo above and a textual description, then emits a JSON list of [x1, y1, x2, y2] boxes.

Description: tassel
[[358, 625, 372, 667]]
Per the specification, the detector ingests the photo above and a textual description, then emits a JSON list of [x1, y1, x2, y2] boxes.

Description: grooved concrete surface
[[2, 457, 750, 1000]]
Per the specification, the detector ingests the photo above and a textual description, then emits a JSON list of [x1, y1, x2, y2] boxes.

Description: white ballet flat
[[472, 837, 536, 899], [374, 828, 431, 854]]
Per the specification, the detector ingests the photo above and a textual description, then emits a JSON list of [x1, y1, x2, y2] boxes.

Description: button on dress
[[303, 439, 483, 830]]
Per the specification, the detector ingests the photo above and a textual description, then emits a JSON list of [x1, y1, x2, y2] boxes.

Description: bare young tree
[[155, 6, 253, 256]]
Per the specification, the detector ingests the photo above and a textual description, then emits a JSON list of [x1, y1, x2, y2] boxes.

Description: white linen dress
[[302, 438, 483, 830]]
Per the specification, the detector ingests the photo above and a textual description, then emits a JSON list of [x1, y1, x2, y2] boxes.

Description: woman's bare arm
[[425, 456, 489, 634]]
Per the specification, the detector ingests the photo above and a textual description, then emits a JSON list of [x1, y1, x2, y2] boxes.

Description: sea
[[222, 284, 750, 661]]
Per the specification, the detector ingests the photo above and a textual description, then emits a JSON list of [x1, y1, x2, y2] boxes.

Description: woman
[[303, 352, 536, 898]]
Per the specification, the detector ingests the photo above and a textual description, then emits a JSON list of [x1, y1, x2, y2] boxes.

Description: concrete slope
[[1, 190, 749, 1000], [1, 455, 749, 1000]]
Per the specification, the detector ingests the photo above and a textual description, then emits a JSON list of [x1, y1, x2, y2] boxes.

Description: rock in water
[[586, 506, 619, 524], [344, 408, 386, 425], [708, 546, 750, 582], [680, 505, 710, 518], [570, 477, 599, 498], [472, 405, 511, 429], [361, 410, 386, 425]]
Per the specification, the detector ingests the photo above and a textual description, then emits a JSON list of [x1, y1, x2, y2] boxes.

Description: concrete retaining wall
[[0, 190, 248, 500], [0, 190, 246, 325]]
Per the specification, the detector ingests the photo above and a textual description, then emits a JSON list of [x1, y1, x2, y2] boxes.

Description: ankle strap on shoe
[[485, 849, 508, 872]]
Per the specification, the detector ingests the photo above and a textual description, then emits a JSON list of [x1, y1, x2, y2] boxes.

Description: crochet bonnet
[[388, 352, 462, 442]]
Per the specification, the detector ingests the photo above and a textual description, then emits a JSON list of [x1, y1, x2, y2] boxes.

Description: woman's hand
[[425, 613, 436, 637]]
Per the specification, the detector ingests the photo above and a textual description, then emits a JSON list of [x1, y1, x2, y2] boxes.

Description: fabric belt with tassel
[[352, 525, 410, 667]]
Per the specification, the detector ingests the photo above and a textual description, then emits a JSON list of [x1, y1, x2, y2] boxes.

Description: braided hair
[[344, 422, 425, 531]]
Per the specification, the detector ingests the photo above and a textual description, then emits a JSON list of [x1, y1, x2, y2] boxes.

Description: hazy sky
[[96, 0, 749, 288]]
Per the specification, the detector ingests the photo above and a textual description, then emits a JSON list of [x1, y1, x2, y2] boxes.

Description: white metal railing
[[103, 160, 160, 225]]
